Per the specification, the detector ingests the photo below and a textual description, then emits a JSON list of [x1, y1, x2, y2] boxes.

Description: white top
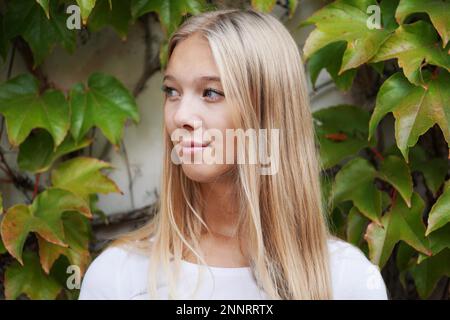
[[78, 238, 388, 300]]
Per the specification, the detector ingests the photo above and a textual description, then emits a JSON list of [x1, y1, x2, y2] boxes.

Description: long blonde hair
[[109, 8, 332, 300]]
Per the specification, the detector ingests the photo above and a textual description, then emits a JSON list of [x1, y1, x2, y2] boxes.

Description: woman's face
[[163, 33, 236, 183]]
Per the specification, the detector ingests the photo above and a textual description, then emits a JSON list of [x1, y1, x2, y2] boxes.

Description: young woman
[[79, 9, 388, 300]]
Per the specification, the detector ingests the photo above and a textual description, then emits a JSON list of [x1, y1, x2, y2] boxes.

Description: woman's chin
[[181, 163, 234, 183]]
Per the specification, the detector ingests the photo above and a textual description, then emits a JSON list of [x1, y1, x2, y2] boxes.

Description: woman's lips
[[180, 140, 211, 155], [182, 146, 209, 154]]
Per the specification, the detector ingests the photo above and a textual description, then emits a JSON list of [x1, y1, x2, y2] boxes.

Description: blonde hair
[[108, 8, 332, 300]]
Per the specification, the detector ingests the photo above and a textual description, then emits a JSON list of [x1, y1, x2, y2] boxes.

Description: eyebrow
[[163, 74, 221, 83]]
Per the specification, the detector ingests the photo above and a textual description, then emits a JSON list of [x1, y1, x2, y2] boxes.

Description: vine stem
[[121, 139, 135, 210], [0, 146, 36, 203], [133, 13, 162, 97], [0, 44, 17, 179], [0, 164, 10, 175], [370, 147, 384, 161], [13, 38, 50, 92], [6, 45, 15, 79], [0, 147, 15, 180]]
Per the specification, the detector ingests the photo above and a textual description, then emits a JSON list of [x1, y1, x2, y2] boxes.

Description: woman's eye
[[161, 85, 178, 98], [203, 88, 224, 101]]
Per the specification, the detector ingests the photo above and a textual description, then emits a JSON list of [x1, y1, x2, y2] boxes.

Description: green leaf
[[396, 241, 416, 272], [418, 160, 448, 197], [76, 0, 97, 24], [410, 248, 450, 299], [346, 206, 369, 247], [69, 72, 140, 149], [251, 0, 277, 13], [38, 212, 91, 274], [5, 0, 76, 66], [377, 155, 413, 207], [0, 232, 6, 254], [320, 173, 334, 215], [89, 193, 109, 224], [0, 191, 3, 214], [131, 0, 206, 36], [302, 0, 392, 72], [365, 192, 432, 268], [307, 42, 356, 91], [396, 242, 416, 288], [330, 206, 347, 239], [18, 129, 92, 174], [0, 188, 91, 264], [51, 156, 123, 202], [371, 21, 450, 85], [396, 0, 450, 47], [313, 105, 374, 169], [0, 74, 70, 148], [426, 180, 450, 235], [368, 71, 450, 162], [383, 144, 448, 196], [5, 250, 62, 300], [332, 157, 382, 224], [49, 255, 81, 300], [88, 0, 132, 39], [50, 2, 78, 54], [288, 0, 298, 18], [380, 0, 399, 31], [369, 61, 385, 75], [36, 0, 50, 18], [423, 223, 450, 260], [409, 146, 448, 196]]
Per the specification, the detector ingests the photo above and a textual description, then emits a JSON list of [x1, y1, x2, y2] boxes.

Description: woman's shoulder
[[327, 237, 367, 258], [326, 237, 389, 300], [78, 243, 149, 300]]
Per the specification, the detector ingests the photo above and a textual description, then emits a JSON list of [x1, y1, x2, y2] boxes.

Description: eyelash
[[161, 85, 224, 101]]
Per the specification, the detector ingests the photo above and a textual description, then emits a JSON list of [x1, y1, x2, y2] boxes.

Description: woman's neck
[[200, 177, 240, 238]]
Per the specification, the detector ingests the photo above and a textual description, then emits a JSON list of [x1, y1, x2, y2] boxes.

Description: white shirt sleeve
[[78, 246, 127, 300], [329, 240, 389, 300]]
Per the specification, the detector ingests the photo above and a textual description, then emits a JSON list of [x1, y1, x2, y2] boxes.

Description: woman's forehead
[[167, 35, 218, 71]]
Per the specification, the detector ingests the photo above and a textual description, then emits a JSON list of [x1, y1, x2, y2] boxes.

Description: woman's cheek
[[164, 108, 176, 133]]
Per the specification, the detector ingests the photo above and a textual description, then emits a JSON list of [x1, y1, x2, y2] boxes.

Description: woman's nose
[[173, 95, 202, 131]]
